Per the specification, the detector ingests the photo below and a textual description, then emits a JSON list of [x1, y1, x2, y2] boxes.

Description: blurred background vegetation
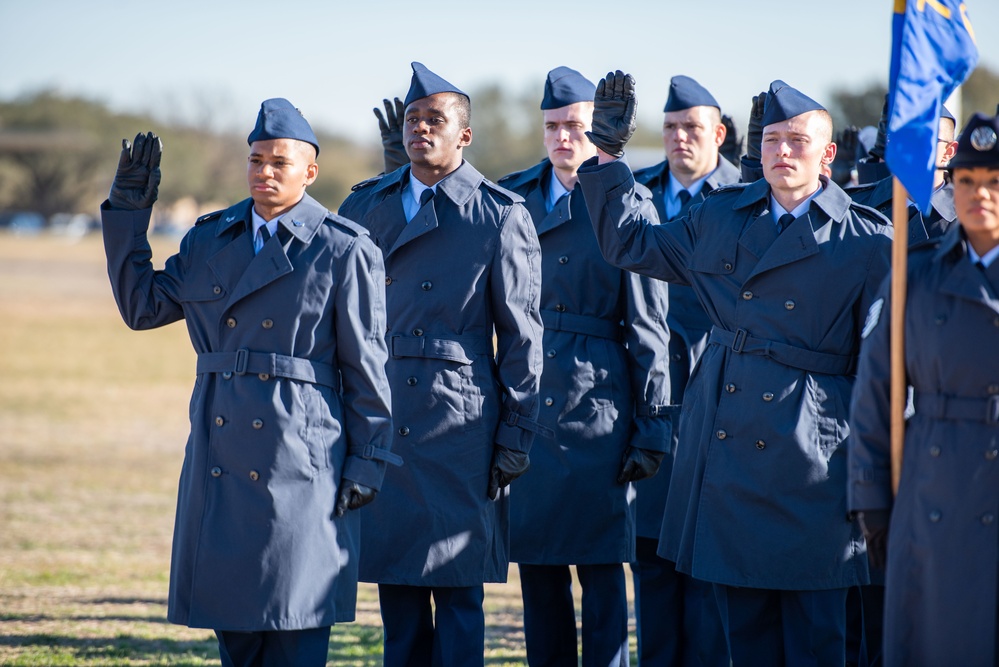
[[1, 65, 997, 234]]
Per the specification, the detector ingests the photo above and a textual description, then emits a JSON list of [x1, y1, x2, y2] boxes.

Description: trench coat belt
[[196, 349, 340, 390], [913, 392, 999, 425], [707, 326, 856, 376], [389, 334, 492, 364], [540, 309, 623, 342]]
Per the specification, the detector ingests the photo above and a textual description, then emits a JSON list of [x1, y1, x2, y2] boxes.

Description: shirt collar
[[250, 206, 279, 237], [770, 183, 824, 224], [967, 241, 999, 268], [668, 171, 708, 201], [546, 171, 571, 213]]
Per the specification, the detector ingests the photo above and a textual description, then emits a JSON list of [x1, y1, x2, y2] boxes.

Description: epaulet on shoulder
[[350, 173, 384, 192], [705, 182, 747, 198], [327, 213, 368, 237], [849, 201, 889, 224], [195, 209, 223, 226], [909, 236, 941, 256], [845, 182, 877, 194], [482, 179, 525, 204]]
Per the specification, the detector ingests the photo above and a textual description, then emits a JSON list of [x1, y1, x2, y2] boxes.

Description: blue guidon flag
[[885, 0, 978, 214]]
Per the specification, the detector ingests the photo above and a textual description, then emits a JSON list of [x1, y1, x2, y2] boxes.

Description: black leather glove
[[487, 445, 530, 500], [719, 114, 741, 165], [746, 91, 767, 162], [374, 97, 408, 173], [335, 480, 377, 517], [109, 132, 162, 210], [857, 509, 890, 570], [830, 126, 859, 186], [586, 71, 637, 158], [869, 95, 889, 161], [616, 446, 665, 484]]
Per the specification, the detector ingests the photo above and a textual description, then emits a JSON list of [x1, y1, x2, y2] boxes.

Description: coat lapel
[[536, 191, 572, 237]]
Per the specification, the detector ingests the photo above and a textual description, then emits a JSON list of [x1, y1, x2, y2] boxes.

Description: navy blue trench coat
[[631, 157, 741, 538], [577, 159, 892, 590], [101, 193, 395, 630], [338, 161, 544, 586], [498, 159, 671, 564], [849, 225, 999, 666]]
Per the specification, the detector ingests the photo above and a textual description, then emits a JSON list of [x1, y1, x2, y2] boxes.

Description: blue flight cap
[[247, 98, 320, 156], [941, 106, 956, 122], [947, 112, 999, 171], [663, 75, 719, 113], [761, 80, 825, 127], [541, 66, 595, 110], [404, 62, 468, 107]]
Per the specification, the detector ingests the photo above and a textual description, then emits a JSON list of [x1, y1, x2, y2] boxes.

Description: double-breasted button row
[[210, 467, 260, 481], [224, 317, 274, 329], [221, 371, 269, 381]]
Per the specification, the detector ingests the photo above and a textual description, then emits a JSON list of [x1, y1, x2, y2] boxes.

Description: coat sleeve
[[100, 201, 186, 330], [490, 202, 545, 454], [336, 235, 397, 490], [623, 270, 672, 454], [576, 157, 696, 285], [848, 273, 895, 513]]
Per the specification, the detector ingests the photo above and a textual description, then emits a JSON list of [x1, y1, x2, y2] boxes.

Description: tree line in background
[[1, 65, 997, 231]]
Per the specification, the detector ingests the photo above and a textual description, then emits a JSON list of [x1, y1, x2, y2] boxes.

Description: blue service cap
[[948, 112, 999, 171], [404, 62, 468, 107], [541, 66, 595, 110], [247, 98, 320, 156], [761, 80, 825, 127], [663, 75, 719, 113]]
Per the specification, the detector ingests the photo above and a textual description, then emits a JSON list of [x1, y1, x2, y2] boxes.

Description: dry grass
[[0, 232, 633, 666]]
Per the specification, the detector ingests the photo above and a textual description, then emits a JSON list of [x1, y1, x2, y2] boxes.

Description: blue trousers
[[519, 563, 628, 667], [713, 584, 848, 667], [378, 583, 485, 667], [631, 537, 728, 667], [846, 584, 884, 667], [215, 627, 330, 667]]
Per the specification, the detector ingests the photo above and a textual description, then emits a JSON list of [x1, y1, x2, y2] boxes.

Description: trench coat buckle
[[988, 395, 999, 425], [233, 348, 249, 375], [732, 328, 748, 353]]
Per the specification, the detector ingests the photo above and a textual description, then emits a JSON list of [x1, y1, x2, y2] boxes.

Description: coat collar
[[372, 161, 484, 208], [733, 175, 851, 223], [934, 225, 999, 311], [213, 193, 328, 245], [499, 159, 575, 236]]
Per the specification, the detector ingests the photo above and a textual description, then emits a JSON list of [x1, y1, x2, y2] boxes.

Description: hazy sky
[[2, 0, 996, 143]]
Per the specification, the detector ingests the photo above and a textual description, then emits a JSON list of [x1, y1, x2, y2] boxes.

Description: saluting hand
[[616, 446, 665, 484], [746, 92, 768, 162], [869, 95, 889, 161], [586, 71, 637, 158], [375, 97, 408, 174], [335, 480, 377, 517], [109, 131, 162, 210]]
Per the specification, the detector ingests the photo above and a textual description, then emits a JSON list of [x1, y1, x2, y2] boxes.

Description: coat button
[[262, 319, 273, 329], [215, 416, 225, 426], [755, 440, 766, 450], [407, 376, 418, 386], [399, 426, 410, 436], [725, 383, 736, 393], [258, 373, 270, 381], [986, 449, 998, 461], [545, 397, 554, 406], [988, 384, 999, 395], [385, 276, 393, 286], [222, 371, 232, 380], [547, 349, 557, 358], [226, 317, 237, 328], [252, 418, 263, 429], [555, 304, 567, 312], [762, 392, 774, 402], [213, 285, 222, 295], [742, 291, 753, 300], [210, 467, 222, 478], [929, 510, 942, 522], [929, 445, 941, 457], [723, 262, 733, 271], [558, 255, 569, 265], [784, 300, 795, 310], [421, 281, 433, 291], [982, 514, 995, 525], [716, 430, 727, 440], [413, 328, 424, 336], [249, 470, 260, 481]]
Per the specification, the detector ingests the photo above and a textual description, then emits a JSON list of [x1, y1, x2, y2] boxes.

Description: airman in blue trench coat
[[577, 74, 892, 666], [849, 112, 999, 667], [100, 100, 397, 666], [630, 75, 739, 667], [498, 66, 671, 667], [338, 63, 545, 667]]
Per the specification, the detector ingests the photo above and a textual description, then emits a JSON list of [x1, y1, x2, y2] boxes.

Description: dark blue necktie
[[678, 190, 691, 206], [777, 213, 795, 233], [420, 188, 434, 207]]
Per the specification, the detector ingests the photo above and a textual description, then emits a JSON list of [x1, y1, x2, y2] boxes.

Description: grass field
[[0, 232, 635, 666]]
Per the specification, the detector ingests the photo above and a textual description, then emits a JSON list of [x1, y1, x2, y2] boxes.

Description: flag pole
[[890, 176, 908, 495]]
